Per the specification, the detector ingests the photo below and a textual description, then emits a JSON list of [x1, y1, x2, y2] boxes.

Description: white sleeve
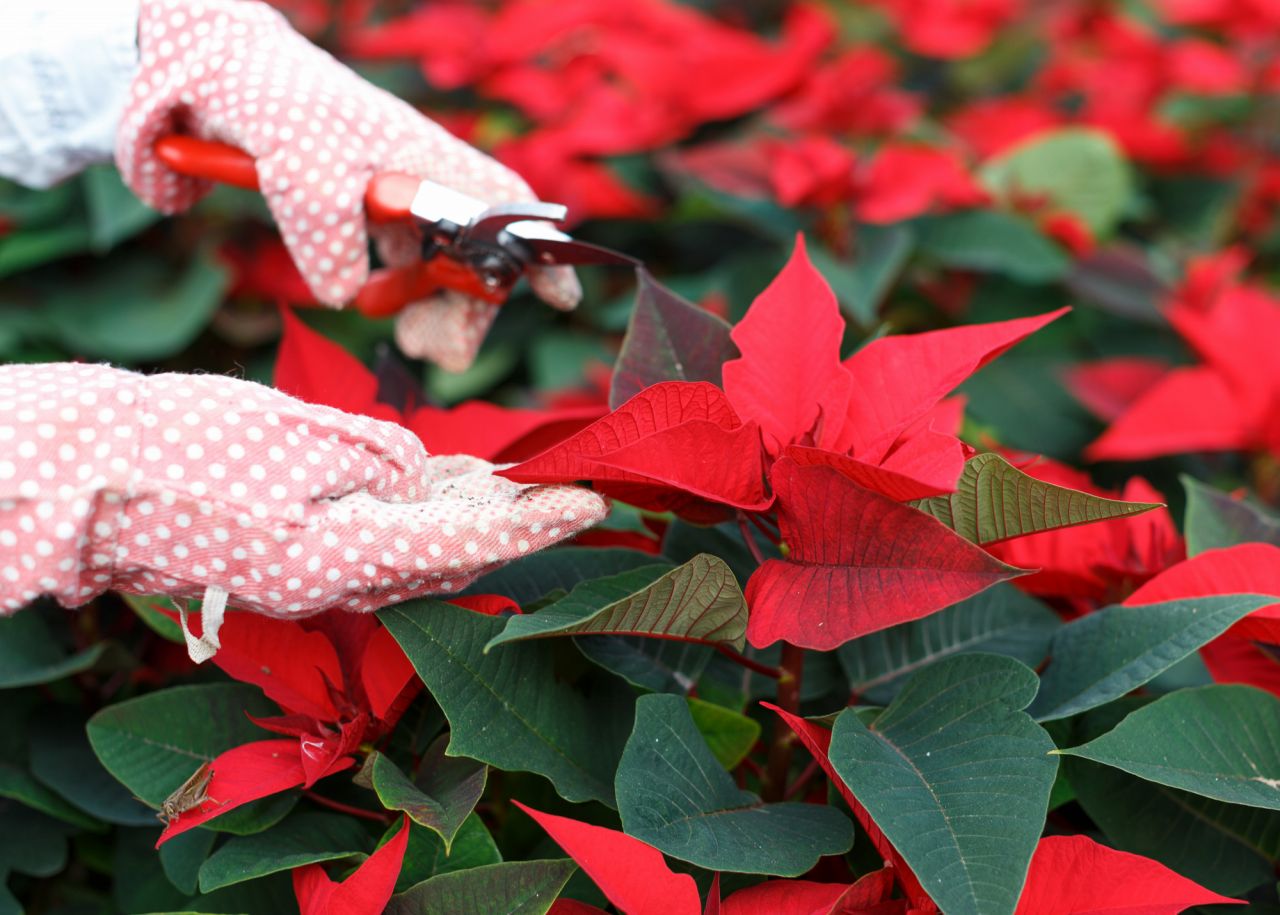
[[0, 0, 141, 189]]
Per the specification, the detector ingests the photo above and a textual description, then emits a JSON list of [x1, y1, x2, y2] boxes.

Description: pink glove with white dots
[[0, 363, 606, 660], [115, 0, 580, 371]]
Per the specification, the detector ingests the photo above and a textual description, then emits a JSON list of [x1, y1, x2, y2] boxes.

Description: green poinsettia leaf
[[838, 583, 1059, 705], [616, 693, 853, 876], [1031, 594, 1278, 721], [395, 815, 501, 894], [461, 548, 661, 607], [1063, 702, 1280, 896], [0, 611, 108, 689], [829, 654, 1058, 915], [979, 127, 1134, 236], [1183, 476, 1280, 556], [197, 811, 370, 892], [380, 600, 634, 808], [367, 739, 486, 852], [388, 859, 577, 915], [911, 452, 1160, 546], [610, 269, 738, 409], [915, 210, 1069, 283], [487, 555, 747, 653], [85, 683, 296, 835], [687, 697, 760, 770], [1060, 685, 1280, 809]]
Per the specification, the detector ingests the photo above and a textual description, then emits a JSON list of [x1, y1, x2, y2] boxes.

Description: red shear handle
[[154, 136, 422, 223], [153, 136, 506, 314]]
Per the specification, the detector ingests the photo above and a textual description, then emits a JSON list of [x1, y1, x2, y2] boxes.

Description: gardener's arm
[[0, 362, 607, 660], [0, 0, 577, 370]]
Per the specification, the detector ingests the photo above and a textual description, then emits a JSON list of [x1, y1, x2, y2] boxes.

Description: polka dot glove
[[115, 0, 580, 371], [0, 363, 607, 660]]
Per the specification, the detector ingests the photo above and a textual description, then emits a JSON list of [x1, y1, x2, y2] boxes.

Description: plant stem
[[303, 790, 393, 823], [714, 644, 781, 679], [783, 757, 822, 801], [762, 642, 805, 802], [737, 512, 768, 565]]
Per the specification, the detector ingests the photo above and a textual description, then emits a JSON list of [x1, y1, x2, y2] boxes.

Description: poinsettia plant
[[4, 0, 1280, 912]]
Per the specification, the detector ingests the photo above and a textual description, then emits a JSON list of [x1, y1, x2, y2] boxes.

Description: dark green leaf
[[198, 811, 371, 892], [838, 584, 1058, 705], [30, 708, 156, 826], [388, 859, 577, 915], [575, 635, 712, 694], [687, 697, 760, 769], [396, 814, 502, 894], [380, 601, 634, 807], [0, 612, 108, 688], [0, 223, 92, 278], [0, 802, 70, 878], [0, 762, 100, 830], [808, 225, 914, 326], [1031, 594, 1277, 721], [121, 593, 187, 644], [42, 252, 228, 361], [112, 825, 190, 913], [486, 555, 747, 652], [915, 210, 1069, 283], [1061, 685, 1280, 809], [86, 683, 297, 834], [368, 739, 486, 851], [160, 826, 218, 896], [461, 548, 660, 606], [1183, 476, 1280, 556], [1063, 699, 1280, 896], [610, 269, 738, 409], [829, 654, 1058, 915], [911, 452, 1160, 546], [616, 694, 853, 875]]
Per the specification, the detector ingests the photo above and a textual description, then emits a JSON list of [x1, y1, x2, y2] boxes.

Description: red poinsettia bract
[[154, 610, 418, 844], [274, 307, 604, 462], [1083, 251, 1280, 462], [517, 801, 904, 915], [503, 237, 1065, 649], [293, 814, 411, 915]]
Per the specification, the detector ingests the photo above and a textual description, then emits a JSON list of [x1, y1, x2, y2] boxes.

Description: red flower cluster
[[349, 0, 831, 221], [154, 609, 418, 844], [502, 237, 1069, 650]]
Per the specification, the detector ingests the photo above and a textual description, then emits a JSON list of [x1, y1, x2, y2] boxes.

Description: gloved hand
[[0, 362, 607, 660], [115, 0, 580, 371]]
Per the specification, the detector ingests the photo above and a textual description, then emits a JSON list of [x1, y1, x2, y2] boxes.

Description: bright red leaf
[[514, 801, 702, 915], [500, 381, 771, 515], [746, 458, 1024, 650], [293, 814, 411, 915], [722, 869, 901, 915], [722, 236, 853, 456], [1064, 357, 1172, 423], [837, 308, 1068, 461], [1013, 834, 1241, 914], [158, 740, 353, 844], [854, 145, 988, 223]]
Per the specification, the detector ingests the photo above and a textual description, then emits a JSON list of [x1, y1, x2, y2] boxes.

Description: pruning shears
[[154, 136, 637, 317]]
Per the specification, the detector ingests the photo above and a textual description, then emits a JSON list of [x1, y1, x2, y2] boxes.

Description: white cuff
[[0, 0, 141, 188]]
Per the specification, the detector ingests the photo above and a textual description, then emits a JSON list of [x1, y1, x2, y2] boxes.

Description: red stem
[[783, 757, 822, 801], [303, 791, 393, 823], [737, 512, 768, 565], [715, 645, 782, 679], [762, 643, 805, 802]]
